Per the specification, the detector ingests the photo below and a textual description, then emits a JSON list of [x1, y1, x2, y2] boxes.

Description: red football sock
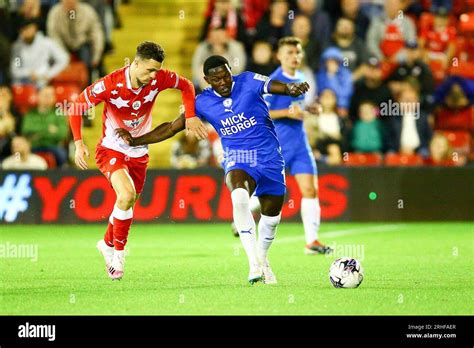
[[113, 217, 133, 250], [112, 206, 134, 250], [104, 220, 114, 247]]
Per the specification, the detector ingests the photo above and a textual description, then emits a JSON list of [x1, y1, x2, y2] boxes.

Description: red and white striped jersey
[[69, 65, 195, 158]]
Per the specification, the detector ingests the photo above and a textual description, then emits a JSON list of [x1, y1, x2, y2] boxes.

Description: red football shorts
[[95, 145, 149, 194]]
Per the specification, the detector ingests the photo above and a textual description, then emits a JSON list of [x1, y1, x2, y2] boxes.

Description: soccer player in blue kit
[[261, 37, 332, 255], [115, 55, 309, 285]]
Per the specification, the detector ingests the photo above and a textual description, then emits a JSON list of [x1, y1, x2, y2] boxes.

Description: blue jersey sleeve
[[243, 71, 272, 96]]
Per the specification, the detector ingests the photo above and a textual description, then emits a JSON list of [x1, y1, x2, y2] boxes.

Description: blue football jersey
[[265, 67, 307, 143], [195, 71, 282, 165]]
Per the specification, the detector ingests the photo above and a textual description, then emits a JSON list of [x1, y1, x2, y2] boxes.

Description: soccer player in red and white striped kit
[[68, 41, 207, 280]]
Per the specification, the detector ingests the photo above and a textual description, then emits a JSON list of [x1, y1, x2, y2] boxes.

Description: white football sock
[[257, 213, 281, 262], [231, 188, 258, 266], [301, 198, 321, 245]]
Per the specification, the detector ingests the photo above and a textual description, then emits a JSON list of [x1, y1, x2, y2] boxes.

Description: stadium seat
[[459, 12, 474, 33], [34, 151, 57, 168], [442, 130, 471, 154], [51, 61, 89, 89], [11, 84, 38, 114], [384, 153, 424, 166], [343, 153, 383, 166], [54, 84, 80, 104]]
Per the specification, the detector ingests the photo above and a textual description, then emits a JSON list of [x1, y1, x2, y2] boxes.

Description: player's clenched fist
[[74, 140, 90, 170], [285, 82, 310, 97]]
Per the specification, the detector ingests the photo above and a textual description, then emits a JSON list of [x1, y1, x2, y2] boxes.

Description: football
[[329, 257, 364, 288]]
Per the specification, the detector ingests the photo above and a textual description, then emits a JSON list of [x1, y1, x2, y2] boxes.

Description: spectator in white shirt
[[11, 18, 69, 88]]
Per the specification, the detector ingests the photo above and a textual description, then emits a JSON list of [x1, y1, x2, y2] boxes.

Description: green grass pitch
[[1, 222, 472, 315]]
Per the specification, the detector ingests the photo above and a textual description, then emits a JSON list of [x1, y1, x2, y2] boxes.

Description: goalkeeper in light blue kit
[[259, 37, 332, 254], [115, 55, 310, 285]]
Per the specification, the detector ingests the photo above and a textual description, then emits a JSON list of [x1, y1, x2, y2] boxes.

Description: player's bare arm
[[69, 105, 93, 170], [115, 113, 185, 146], [269, 80, 310, 97]]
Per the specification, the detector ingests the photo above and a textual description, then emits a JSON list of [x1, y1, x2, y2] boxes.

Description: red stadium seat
[[459, 12, 474, 33], [51, 61, 89, 89], [442, 130, 471, 154], [34, 151, 57, 169], [11, 84, 38, 114], [54, 84, 80, 104], [343, 153, 383, 166], [384, 153, 424, 166]]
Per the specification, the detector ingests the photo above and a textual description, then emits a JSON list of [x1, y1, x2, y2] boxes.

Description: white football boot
[[261, 259, 277, 285], [248, 262, 264, 285], [108, 250, 125, 280]]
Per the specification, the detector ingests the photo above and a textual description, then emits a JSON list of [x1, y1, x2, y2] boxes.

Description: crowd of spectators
[[0, 0, 120, 169], [188, 0, 474, 168], [1, 0, 473, 170]]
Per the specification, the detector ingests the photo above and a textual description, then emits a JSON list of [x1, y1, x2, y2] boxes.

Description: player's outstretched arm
[[115, 113, 185, 146], [269, 80, 310, 97]]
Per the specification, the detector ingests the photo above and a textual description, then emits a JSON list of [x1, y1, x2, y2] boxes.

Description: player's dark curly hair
[[203, 55, 230, 76], [136, 41, 166, 63]]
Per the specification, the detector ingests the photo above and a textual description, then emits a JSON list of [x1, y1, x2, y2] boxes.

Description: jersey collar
[[125, 66, 144, 95], [212, 82, 235, 98], [282, 70, 299, 80]]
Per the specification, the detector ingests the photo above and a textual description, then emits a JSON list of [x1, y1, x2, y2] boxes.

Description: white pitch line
[[231, 224, 403, 248], [274, 224, 403, 244]]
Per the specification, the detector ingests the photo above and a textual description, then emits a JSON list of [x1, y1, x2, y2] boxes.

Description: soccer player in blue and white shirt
[[115, 55, 310, 285], [264, 37, 332, 255]]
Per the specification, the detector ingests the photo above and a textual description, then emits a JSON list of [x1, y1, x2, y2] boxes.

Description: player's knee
[[231, 188, 250, 210], [117, 187, 136, 208], [301, 185, 317, 198]]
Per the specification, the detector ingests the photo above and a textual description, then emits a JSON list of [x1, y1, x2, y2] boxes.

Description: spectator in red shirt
[[433, 76, 474, 131], [241, 0, 270, 32], [199, 0, 248, 48], [366, 0, 417, 64], [419, 7, 456, 73]]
